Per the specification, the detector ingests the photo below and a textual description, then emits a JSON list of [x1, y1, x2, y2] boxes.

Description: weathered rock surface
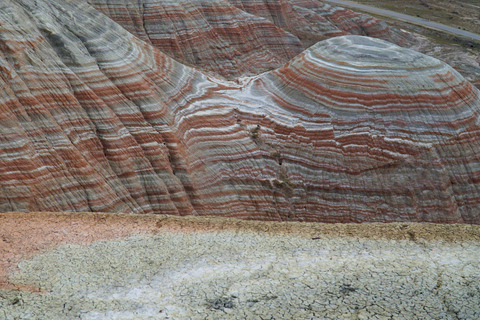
[[86, 0, 414, 78], [237, 36, 480, 224], [86, 0, 304, 78], [1, 0, 480, 223], [233, 0, 413, 45], [409, 35, 480, 90], [1, 213, 480, 319]]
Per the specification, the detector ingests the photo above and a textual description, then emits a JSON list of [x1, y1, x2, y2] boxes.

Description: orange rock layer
[[1, 0, 480, 223]]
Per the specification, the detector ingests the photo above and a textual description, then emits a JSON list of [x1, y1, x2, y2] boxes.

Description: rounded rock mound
[[242, 35, 480, 223]]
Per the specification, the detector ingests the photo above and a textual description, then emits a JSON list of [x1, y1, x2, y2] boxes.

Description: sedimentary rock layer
[[288, 0, 412, 45], [1, 0, 480, 223], [228, 0, 413, 45], [86, 0, 304, 78], [231, 36, 480, 224], [86, 0, 414, 78]]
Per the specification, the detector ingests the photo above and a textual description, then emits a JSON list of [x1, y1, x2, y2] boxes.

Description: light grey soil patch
[[2, 232, 480, 319]]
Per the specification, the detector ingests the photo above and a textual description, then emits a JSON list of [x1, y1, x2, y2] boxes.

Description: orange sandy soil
[[1, 212, 480, 292]]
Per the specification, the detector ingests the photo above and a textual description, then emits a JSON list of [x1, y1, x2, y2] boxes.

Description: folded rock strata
[[86, 0, 304, 79], [86, 0, 414, 79], [1, 0, 480, 223], [229, 0, 413, 45]]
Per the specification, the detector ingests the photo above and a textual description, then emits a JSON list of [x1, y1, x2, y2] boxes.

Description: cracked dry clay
[[2, 230, 480, 319]]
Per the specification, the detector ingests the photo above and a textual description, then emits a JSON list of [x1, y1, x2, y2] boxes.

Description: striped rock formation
[[86, 0, 304, 79], [86, 0, 414, 79], [228, 0, 413, 46], [1, 0, 480, 223], [231, 36, 480, 224]]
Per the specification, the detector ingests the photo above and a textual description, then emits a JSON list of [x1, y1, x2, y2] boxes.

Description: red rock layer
[[1, 0, 480, 224]]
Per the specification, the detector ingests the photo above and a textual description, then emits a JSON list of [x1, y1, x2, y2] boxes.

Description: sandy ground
[[1, 212, 480, 319]]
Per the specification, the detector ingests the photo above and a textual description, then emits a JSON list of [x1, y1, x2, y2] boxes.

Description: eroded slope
[[1, 0, 480, 223], [86, 0, 414, 78]]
